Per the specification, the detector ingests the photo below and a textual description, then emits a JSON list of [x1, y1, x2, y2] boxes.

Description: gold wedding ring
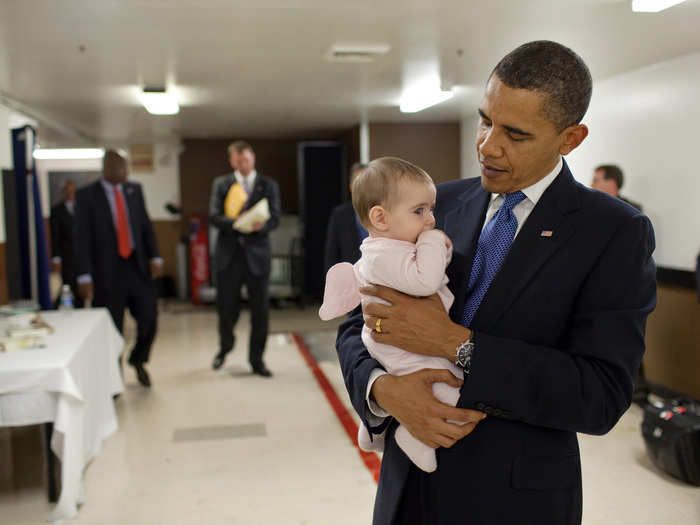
[[375, 318, 383, 333]]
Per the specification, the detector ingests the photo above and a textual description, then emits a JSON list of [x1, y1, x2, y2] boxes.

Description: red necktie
[[114, 186, 133, 259]]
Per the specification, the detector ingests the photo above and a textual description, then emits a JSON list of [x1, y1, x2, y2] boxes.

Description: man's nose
[[478, 128, 502, 158]]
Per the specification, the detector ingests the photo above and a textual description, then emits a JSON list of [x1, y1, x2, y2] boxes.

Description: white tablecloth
[[0, 308, 124, 522]]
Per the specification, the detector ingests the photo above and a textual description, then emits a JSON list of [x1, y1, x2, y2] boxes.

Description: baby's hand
[[433, 229, 452, 251]]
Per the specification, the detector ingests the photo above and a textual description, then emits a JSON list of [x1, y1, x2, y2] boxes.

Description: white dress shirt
[[364, 157, 564, 424], [234, 170, 257, 194]]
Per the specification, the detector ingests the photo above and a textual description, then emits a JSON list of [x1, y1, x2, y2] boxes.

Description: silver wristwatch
[[455, 337, 475, 375]]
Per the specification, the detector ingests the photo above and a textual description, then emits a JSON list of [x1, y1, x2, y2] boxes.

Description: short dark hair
[[492, 40, 592, 131], [228, 140, 254, 155], [595, 164, 624, 190]]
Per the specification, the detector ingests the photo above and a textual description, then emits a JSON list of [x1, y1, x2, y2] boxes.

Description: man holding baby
[[336, 41, 657, 524]]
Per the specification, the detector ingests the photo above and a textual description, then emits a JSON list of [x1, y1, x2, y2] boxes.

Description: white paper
[[233, 198, 270, 233]]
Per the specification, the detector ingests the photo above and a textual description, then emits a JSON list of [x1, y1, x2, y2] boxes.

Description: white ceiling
[[1, 0, 700, 145]]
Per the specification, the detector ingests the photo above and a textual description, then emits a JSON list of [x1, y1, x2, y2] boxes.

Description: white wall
[[460, 115, 480, 180], [567, 50, 700, 272], [35, 142, 181, 222], [128, 143, 181, 222], [0, 105, 38, 243]]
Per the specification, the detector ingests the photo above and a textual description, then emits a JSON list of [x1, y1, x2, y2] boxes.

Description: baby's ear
[[368, 205, 389, 231]]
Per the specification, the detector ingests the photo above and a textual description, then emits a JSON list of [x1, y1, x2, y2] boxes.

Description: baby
[[319, 156, 463, 473]]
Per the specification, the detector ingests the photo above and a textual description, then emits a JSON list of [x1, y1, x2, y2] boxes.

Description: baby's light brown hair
[[351, 157, 434, 230]]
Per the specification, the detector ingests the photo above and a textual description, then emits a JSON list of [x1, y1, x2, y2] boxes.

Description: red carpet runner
[[291, 332, 381, 483]]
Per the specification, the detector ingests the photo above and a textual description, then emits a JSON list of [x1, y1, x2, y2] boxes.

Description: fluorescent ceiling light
[[632, 0, 688, 12], [140, 88, 179, 115], [399, 87, 454, 113], [33, 148, 105, 160]]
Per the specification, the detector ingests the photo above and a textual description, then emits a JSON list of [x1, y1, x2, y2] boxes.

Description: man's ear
[[368, 205, 390, 232], [559, 124, 588, 156]]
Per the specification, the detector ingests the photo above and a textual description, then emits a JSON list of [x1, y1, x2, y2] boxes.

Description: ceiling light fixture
[[399, 87, 454, 113], [140, 87, 180, 115], [32, 148, 105, 160], [632, 0, 688, 12]]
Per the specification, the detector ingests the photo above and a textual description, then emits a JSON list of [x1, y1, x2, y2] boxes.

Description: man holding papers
[[209, 141, 281, 377]]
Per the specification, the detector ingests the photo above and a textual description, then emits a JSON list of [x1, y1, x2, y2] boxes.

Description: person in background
[[696, 251, 700, 303], [323, 162, 368, 274], [591, 163, 648, 401], [51, 180, 82, 308], [591, 164, 642, 211], [209, 141, 281, 377], [75, 150, 162, 388]]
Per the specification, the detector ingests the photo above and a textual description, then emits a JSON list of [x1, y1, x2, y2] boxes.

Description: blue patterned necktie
[[461, 191, 527, 327]]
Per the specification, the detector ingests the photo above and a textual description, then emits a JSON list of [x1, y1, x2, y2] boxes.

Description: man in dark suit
[[696, 252, 700, 303], [337, 41, 656, 525], [591, 164, 643, 211], [51, 181, 83, 308], [76, 150, 162, 387], [210, 141, 281, 377], [323, 162, 367, 274]]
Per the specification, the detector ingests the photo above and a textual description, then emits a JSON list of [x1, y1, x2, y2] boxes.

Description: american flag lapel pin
[[540, 230, 553, 238]]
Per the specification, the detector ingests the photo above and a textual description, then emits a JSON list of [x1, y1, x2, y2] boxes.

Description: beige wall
[[645, 283, 700, 400], [369, 122, 461, 184]]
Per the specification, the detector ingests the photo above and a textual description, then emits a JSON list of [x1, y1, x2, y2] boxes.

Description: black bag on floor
[[641, 398, 700, 486]]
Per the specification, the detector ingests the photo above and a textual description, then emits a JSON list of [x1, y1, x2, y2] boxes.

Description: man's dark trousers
[[216, 253, 269, 368], [95, 255, 157, 365]]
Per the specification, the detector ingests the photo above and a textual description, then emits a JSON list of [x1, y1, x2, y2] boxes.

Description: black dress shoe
[[212, 352, 227, 370], [132, 363, 151, 387], [252, 364, 272, 378]]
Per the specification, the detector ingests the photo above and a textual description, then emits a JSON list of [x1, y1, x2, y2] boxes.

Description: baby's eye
[[413, 208, 423, 215]]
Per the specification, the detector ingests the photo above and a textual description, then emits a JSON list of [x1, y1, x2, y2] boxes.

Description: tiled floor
[[1, 304, 699, 524]]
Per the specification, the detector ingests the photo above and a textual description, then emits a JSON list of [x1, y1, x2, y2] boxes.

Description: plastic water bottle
[[59, 285, 75, 310]]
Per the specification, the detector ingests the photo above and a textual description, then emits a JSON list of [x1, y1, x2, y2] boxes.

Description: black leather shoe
[[252, 364, 273, 378], [132, 363, 151, 388], [212, 352, 227, 370]]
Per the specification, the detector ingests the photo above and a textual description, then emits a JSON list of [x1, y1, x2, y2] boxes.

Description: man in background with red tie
[[75, 149, 162, 387]]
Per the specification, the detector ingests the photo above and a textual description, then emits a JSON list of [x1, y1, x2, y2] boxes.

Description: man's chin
[[480, 174, 510, 194]]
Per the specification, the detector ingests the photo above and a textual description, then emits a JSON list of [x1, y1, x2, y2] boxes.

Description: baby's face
[[386, 181, 437, 243]]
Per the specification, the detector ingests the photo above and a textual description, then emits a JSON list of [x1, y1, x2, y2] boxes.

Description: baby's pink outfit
[[319, 229, 463, 473]]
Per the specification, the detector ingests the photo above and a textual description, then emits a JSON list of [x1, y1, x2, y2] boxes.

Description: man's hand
[[150, 259, 164, 279], [252, 221, 264, 232], [362, 285, 471, 360], [79, 282, 93, 301], [371, 370, 486, 449]]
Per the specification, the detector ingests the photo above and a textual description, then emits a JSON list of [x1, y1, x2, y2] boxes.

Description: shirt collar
[[101, 179, 123, 192], [235, 170, 257, 186], [490, 156, 563, 207]]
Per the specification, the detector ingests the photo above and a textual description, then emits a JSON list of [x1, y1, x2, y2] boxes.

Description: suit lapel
[[123, 183, 140, 248], [470, 162, 581, 331], [440, 182, 490, 322]]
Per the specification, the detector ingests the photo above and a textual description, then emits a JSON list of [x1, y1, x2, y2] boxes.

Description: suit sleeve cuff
[[366, 369, 390, 424], [77, 274, 92, 284]]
